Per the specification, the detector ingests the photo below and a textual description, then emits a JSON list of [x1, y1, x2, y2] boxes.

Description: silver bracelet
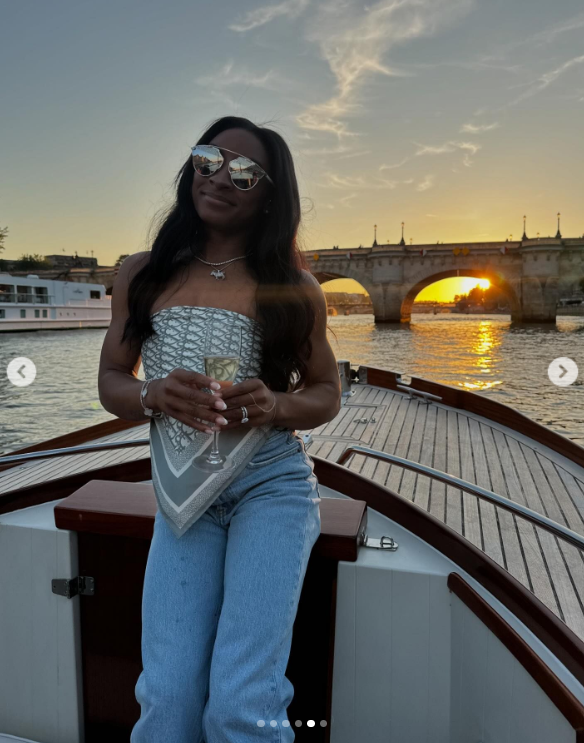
[[140, 379, 163, 418]]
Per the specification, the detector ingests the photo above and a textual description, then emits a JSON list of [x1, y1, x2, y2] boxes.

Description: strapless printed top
[[141, 304, 265, 458]]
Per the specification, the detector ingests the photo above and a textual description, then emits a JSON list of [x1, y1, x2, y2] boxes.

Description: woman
[[98, 115, 341, 742]]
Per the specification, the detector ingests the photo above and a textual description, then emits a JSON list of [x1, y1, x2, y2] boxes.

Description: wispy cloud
[[229, 0, 310, 33], [196, 60, 289, 91], [296, 0, 475, 138], [379, 156, 411, 171], [508, 54, 584, 107], [417, 174, 435, 191], [339, 193, 358, 208], [299, 144, 371, 160], [460, 121, 499, 133], [413, 140, 482, 157], [316, 172, 411, 191]]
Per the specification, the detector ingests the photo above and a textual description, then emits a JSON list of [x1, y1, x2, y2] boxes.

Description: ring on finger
[[241, 406, 249, 424]]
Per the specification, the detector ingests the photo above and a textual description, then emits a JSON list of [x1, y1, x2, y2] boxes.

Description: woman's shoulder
[[123, 251, 151, 270], [298, 268, 319, 287]]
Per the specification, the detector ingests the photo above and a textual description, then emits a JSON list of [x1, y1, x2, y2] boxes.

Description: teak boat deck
[[1, 368, 583, 643]]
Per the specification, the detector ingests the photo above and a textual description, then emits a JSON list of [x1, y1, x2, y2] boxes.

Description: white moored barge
[[0, 273, 111, 332]]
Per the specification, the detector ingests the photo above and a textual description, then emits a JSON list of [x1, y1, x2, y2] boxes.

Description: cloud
[[508, 54, 584, 107], [379, 156, 411, 171], [299, 144, 371, 160], [196, 60, 289, 91], [460, 121, 499, 133], [296, 0, 475, 138], [416, 174, 435, 191], [229, 0, 310, 32], [339, 193, 358, 208], [413, 140, 482, 157], [316, 171, 409, 191]]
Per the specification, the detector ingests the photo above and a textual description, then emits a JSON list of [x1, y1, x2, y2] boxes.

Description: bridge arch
[[315, 272, 374, 317], [402, 269, 522, 322]]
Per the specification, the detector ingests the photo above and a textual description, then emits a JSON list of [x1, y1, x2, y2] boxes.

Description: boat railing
[[2, 439, 583, 552], [0, 438, 151, 466], [337, 445, 584, 552], [0, 293, 54, 304]]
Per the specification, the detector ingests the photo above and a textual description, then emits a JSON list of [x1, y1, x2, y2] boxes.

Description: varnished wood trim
[[0, 417, 145, 472], [312, 456, 584, 690], [53, 479, 367, 561], [448, 572, 584, 737], [360, 365, 584, 470]]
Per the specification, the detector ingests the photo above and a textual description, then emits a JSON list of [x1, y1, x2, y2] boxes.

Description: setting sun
[[322, 277, 493, 303]]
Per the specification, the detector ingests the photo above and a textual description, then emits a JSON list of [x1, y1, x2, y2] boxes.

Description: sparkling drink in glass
[[192, 354, 240, 472]]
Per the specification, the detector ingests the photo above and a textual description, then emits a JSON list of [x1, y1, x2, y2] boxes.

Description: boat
[[1, 361, 583, 742], [0, 273, 111, 331]]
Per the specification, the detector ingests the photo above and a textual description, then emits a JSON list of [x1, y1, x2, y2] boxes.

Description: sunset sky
[[2, 0, 583, 302]]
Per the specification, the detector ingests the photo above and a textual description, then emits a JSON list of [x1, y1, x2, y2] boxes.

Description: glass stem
[[211, 430, 220, 458]]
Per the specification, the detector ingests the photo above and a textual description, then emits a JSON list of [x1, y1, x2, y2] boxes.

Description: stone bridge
[[306, 237, 584, 323]]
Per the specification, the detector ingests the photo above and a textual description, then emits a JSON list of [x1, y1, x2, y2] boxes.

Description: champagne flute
[[192, 329, 242, 473]]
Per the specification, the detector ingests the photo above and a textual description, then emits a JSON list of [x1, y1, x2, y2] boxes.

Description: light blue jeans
[[131, 429, 322, 743]]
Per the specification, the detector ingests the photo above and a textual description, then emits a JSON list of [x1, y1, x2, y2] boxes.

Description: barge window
[[0, 284, 14, 302], [17, 285, 33, 302]]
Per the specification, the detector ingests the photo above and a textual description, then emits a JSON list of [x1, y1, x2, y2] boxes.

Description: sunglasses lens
[[192, 145, 222, 176], [229, 157, 261, 190]]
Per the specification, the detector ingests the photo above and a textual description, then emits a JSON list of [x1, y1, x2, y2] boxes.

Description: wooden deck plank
[[386, 398, 420, 495], [373, 396, 411, 491], [397, 402, 428, 503], [359, 393, 403, 484], [411, 404, 437, 513], [480, 423, 528, 586], [457, 413, 483, 550], [468, 417, 504, 567], [445, 408, 463, 536], [429, 406, 447, 524]]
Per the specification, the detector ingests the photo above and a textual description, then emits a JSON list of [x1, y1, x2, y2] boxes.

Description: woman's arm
[[98, 252, 154, 421], [272, 271, 341, 429], [220, 271, 341, 430]]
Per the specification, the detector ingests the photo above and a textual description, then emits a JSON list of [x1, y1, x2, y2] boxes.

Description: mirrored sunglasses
[[191, 144, 274, 191]]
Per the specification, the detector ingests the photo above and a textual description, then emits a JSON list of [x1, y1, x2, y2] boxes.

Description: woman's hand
[[216, 378, 278, 430], [148, 368, 230, 434]]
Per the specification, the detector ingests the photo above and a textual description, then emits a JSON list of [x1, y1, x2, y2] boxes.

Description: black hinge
[[52, 576, 95, 599]]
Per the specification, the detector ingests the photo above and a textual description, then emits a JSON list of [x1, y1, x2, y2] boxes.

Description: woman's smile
[[202, 191, 234, 207]]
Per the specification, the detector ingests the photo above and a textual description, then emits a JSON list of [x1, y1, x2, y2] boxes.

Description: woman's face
[[191, 128, 272, 233]]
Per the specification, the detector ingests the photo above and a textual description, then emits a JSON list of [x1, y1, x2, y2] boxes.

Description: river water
[[1, 313, 583, 454]]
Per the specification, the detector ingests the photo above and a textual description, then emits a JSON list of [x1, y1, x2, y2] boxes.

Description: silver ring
[[241, 406, 248, 422]]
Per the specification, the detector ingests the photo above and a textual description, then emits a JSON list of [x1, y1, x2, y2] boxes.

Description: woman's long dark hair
[[121, 116, 316, 392]]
